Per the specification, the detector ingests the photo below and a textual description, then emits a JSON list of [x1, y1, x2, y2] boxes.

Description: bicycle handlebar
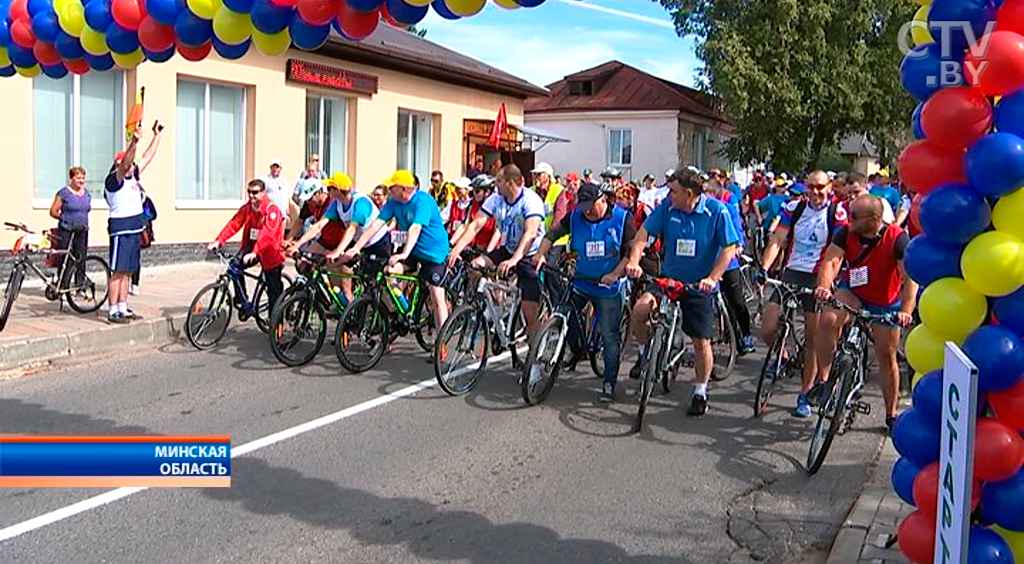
[[823, 297, 901, 324], [4, 221, 32, 233], [763, 277, 815, 296], [637, 274, 705, 295]]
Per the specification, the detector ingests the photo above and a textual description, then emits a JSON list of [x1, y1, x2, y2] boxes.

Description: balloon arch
[[0, 0, 546, 77]]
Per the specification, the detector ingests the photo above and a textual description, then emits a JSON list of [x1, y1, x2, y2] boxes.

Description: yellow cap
[[876, 168, 890, 177], [327, 172, 353, 191], [385, 170, 416, 187]]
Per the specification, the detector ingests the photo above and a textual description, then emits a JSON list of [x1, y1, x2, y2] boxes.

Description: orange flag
[[125, 86, 145, 142]]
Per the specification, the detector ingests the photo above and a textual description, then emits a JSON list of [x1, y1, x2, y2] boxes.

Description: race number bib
[[249, 228, 260, 240], [675, 239, 696, 257], [393, 231, 408, 246], [585, 241, 605, 258], [849, 266, 869, 287]]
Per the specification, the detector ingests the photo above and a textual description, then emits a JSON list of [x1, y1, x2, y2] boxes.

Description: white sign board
[[934, 342, 979, 564]]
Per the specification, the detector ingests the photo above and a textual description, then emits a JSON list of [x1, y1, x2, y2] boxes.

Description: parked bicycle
[[2, 221, 109, 331], [753, 278, 811, 417], [710, 288, 737, 382]]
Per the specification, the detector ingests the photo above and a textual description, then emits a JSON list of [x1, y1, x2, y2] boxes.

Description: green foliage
[[656, 0, 916, 171]]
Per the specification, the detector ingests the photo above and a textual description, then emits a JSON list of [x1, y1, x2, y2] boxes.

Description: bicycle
[[184, 249, 294, 350], [2, 221, 109, 332], [433, 260, 527, 396], [709, 288, 737, 381], [806, 298, 893, 475], [737, 254, 763, 329], [753, 278, 812, 417]]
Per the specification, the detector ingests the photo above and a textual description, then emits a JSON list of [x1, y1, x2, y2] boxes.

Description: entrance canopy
[[511, 124, 571, 150]]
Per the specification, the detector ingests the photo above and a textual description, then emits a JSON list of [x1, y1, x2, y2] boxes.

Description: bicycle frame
[[478, 276, 521, 349]]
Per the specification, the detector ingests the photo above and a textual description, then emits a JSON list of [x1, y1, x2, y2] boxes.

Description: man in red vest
[[813, 195, 917, 433]]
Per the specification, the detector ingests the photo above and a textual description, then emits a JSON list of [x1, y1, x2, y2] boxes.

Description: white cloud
[[552, 0, 676, 29], [641, 57, 701, 86]]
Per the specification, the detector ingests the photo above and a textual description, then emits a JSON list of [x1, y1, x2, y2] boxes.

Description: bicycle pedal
[[852, 401, 871, 415]]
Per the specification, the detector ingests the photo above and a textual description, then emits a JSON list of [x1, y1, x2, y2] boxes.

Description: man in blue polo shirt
[[625, 168, 740, 416]]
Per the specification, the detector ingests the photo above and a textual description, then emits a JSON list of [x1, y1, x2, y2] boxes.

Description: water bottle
[[390, 284, 409, 311]]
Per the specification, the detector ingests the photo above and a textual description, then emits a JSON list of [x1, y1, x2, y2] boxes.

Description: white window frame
[[175, 79, 247, 209], [397, 108, 433, 182], [31, 73, 126, 209], [608, 128, 633, 168], [305, 93, 348, 174]]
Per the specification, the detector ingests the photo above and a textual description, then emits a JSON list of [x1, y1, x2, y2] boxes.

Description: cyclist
[[625, 168, 740, 417], [814, 195, 916, 434], [757, 170, 847, 418], [321, 172, 392, 303], [868, 170, 903, 219], [615, 184, 660, 277], [843, 172, 895, 224], [207, 179, 286, 313], [533, 182, 636, 402], [284, 174, 348, 256], [531, 162, 565, 264], [338, 170, 451, 333], [708, 178, 756, 355], [448, 175, 501, 253]]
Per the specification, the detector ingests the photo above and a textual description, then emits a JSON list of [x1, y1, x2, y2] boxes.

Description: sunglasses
[[807, 183, 830, 190], [247, 189, 263, 196]]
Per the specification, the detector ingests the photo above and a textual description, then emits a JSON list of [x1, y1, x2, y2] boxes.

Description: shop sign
[[287, 60, 379, 95]]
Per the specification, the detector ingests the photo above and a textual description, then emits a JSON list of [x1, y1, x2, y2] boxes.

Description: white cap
[[779, 172, 789, 181], [827, 170, 836, 179], [532, 162, 554, 175], [455, 176, 471, 189], [270, 159, 282, 167], [664, 168, 675, 178], [766, 171, 776, 179]]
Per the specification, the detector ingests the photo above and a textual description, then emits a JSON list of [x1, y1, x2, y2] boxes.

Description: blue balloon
[[27, 0, 53, 16], [892, 409, 941, 466], [250, 0, 290, 34], [212, 36, 248, 59], [142, 45, 174, 62], [983, 469, 1024, 531], [347, 0, 382, 10], [891, 457, 922, 506], [905, 235, 965, 286], [289, 15, 328, 51], [384, 0, 427, 25], [84, 0, 113, 32], [54, 30, 85, 59], [516, 0, 545, 6], [963, 325, 1024, 393], [84, 52, 114, 70], [918, 183, 992, 243], [967, 133, 1024, 198], [40, 62, 67, 78], [146, 0, 183, 27], [431, 0, 459, 19], [7, 43, 37, 67], [222, 0, 252, 12], [31, 10, 60, 42], [969, 527, 1014, 564], [994, 286, 1024, 340], [901, 43, 964, 101], [105, 22, 139, 54], [911, 370, 944, 421], [174, 9, 212, 46], [995, 89, 1024, 139], [928, 0, 996, 54], [0, 64, 14, 77], [912, 101, 926, 139], [0, 18, 11, 48]]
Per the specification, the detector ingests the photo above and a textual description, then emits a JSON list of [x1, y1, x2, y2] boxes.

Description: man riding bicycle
[[814, 195, 916, 434], [448, 175, 501, 253], [625, 168, 740, 417], [533, 182, 636, 402]]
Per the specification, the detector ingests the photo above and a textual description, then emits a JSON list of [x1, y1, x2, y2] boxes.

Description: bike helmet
[[600, 166, 622, 179], [469, 174, 496, 191]]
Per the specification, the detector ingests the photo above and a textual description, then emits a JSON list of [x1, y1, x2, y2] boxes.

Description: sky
[[420, 0, 702, 89]]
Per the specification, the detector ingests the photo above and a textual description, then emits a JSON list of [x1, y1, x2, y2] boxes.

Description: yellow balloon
[[186, 0, 222, 20], [212, 7, 252, 45], [112, 49, 145, 69], [79, 25, 109, 56], [15, 65, 41, 77], [445, 0, 485, 16], [919, 277, 988, 341], [962, 231, 1024, 297], [404, 0, 431, 6], [912, 371, 927, 390], [905, 324, 948, 374], [58, 0, 85, 37], [251, 27, 290, 56], [912, 0, 933, 5], [54, 0, 71, 11], [493, 0, 519, 8], [0, 47, 9, 68], [911, 6, 934, 46], [993, 526, 1024, 562], [994, 187, 1024, 240]]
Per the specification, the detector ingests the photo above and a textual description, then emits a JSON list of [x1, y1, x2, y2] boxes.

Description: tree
[[656, 0, 916, 171], [407, 26, 427, 38]]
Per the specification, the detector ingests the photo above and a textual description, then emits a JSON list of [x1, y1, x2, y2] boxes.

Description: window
[[692, 128, 707, 170], [305, 95, 348, 175], [397, 109, 433, 186], [608, 128, 632, 167], [176, 80, 245, 202], [32, 72, 124, 200]]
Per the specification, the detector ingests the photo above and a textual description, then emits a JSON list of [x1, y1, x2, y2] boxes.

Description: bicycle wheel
[[634, 324, 666, 433], [522, 314, 567, 405], [65, 255, 109, 314], [806, 355, 855, 475], [661, 319, 686, 394], [270, 293, 328, 367], [710, 294, 737, 381], [333, 296, 388, 372], [508, 304, 528, 368], [253, 272, 297, 334], [434, 304, 490, 396], [185, 282, 232, 350], [0, 265, 25, 332], [413, 289, 442, 353], [754, 324, 789, 417]]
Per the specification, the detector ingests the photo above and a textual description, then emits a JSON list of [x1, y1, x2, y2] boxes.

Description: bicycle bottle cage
[[655, 278, 686, 301]]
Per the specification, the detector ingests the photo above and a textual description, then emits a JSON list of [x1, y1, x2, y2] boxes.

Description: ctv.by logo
[[898, 20, 998, 85]]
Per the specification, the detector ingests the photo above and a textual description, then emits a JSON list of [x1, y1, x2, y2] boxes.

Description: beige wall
[[0, 48, 525, 249]]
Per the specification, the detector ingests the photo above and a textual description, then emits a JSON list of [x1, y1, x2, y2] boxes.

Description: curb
[[0, 314, 187, 372], [824, 439, 888, 564]]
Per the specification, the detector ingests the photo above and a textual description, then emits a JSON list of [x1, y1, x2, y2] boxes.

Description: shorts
[[109, 232, 141, 273], [769, 268, 819, 313], [403, 255, 447, 288], [487, 247, 542, 302], [838, 281, 902, 326], [342, 234, 392, 269], [649, 285, 714, 340]]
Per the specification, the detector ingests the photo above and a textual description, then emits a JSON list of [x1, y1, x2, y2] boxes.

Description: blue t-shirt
[[378, 191, 449, 264], [757, 193, 788, 225], [870, 185, 902, 215], [324, 197, 373, 225], [727, 182, 742, 202], [643, 194, 739, 284]]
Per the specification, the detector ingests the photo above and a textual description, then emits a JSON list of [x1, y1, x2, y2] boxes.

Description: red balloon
[[898, 510, 936, 564], [377, 3, 403, 28], [138, 16, 175, 51], [63, 58, 90, 75], [897, 140, 968, 195], [269, 0, 298, 6], [10, 18, 36, 49], [338, 1, 378, 39], [909, 193, 924, 237], [9, 0, 30, 22], [296, 0, 338, 26], [112, 0, 145, 30], [921, 87, 993, 149], [974, 417, 1024, 481], [176, 40, 212, 61], [32, 41, 60, 66], [990, 379, 1024, 431], [912, 461, 981, 516], [965, 30, 1024, 96], [999, 0, 1024, 34]]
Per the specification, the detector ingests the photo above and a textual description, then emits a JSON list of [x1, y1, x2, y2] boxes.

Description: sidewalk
[[0, 261, 223, 371], [825, 439, 911, 564]]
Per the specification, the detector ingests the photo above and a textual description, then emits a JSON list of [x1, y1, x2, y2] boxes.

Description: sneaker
[[885, 415, 896, 435], [129, 284, 140, 296], [599, 381, 615, 403], [739, 335, 755, 355], [629, 356, 645, 380], [807, 380, 827, 406], [687, 394, 708, 417], [681, 351, 695, 367], [793, 394, 812, 418], [107, 312, 128, 324], [562, 350, 585, 372], [124, 309, 142, 320]]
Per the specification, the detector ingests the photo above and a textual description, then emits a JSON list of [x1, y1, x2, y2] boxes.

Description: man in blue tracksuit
[[710, 179, 755, 354]]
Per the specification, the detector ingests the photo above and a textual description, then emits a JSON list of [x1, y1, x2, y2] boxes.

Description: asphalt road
[[0, 325, 886, 564]]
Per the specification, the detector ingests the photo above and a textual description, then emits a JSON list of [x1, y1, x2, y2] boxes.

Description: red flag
[[487, 103, 507, 148]]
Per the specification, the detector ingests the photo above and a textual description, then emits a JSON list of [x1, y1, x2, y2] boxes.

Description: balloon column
[[896, 0, 1024, 561], [0, 0, 546, 76]]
